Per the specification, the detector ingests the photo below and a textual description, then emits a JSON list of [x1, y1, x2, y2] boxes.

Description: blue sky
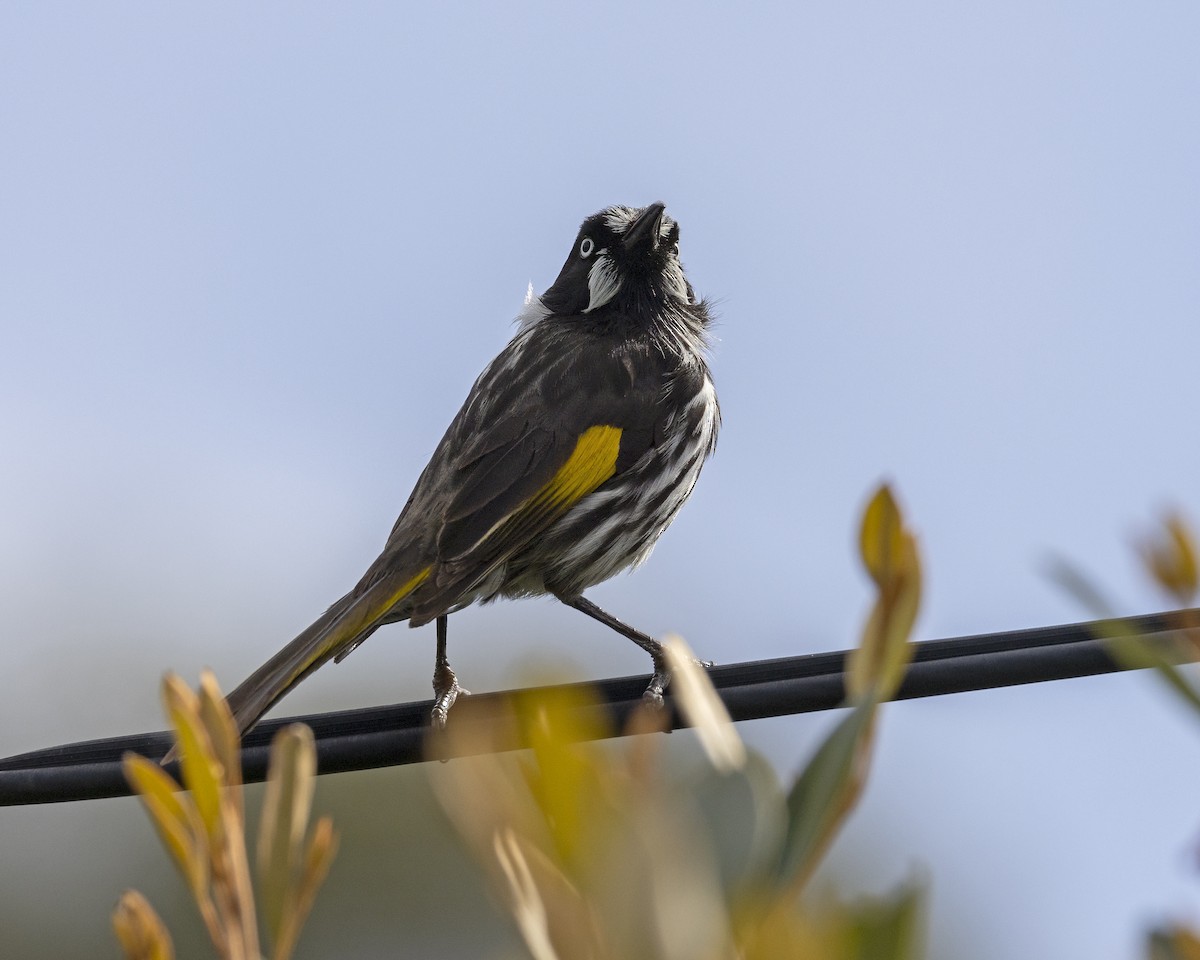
[[2, 3, 1199, 957]]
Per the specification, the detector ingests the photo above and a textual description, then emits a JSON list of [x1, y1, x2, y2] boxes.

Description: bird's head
[[539, 203, 697, 318]]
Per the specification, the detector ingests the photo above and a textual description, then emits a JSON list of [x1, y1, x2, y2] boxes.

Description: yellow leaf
[[1139, 512, 1199, 605], [122, 753, 208, 897], [272, 816, 338, 960], [513, 684, 609, 872], [735, 881, 925, 960], [735, 897, 836, 960], [112, 890, 175, 960], [1149, 925, 1200, 960], [841, 879, 925, 960], [258, 724, 317, 948], [163, 674, 225, 844], [878, 533, 922, 690], [859, 484, 904, 588], [302, 817, 338, 897], [848, 485, 922, 702], [218, 795, 261, 960], [134, 676, 267, 960], [493, 828, 559, 960], [1050, 553, 1200, 721], [661, 633, 745, 773], [297, 817, 338, 918], [198, 670, 242, 794]]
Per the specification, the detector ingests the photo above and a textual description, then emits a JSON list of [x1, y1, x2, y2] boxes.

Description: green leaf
[[691, 748, 788, 892], [774, 700, 877, 890], [1108, 632, 1200, 718], [1044, 557, 1117, 619], [843, 880, 924, 960], [1049, 556, 1200, 719]]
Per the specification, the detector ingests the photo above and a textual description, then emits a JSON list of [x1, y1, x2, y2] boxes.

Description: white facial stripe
[[584, 254, 622, 312]]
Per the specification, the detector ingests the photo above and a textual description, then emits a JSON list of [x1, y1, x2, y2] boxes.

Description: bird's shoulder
[[420, 324, 654, 549], [384, 319, 708, 560]]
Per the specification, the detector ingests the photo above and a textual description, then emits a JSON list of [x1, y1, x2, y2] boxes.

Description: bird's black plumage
[[219, 202, 719, 740]]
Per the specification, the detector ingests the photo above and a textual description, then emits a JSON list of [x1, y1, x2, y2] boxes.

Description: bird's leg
[[556, 594, 677, 707], [431, 614, 469, 728]]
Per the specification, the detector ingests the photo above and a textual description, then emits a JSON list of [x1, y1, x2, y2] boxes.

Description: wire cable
[[0, 609, 1194, 806]]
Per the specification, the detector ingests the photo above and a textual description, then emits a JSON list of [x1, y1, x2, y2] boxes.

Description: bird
[[220, 202, 720, 741]]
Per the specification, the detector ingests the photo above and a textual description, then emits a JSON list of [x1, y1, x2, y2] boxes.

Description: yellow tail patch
[[380, 566, 433, 617], [305, 566, 433, 675]]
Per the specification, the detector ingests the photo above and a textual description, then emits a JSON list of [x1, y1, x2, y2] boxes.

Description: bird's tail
[[222, 563, 433, 739]]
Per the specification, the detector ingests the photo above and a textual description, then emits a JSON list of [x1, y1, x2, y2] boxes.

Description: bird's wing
[[401, 333, 665, 617], [219, 334, 666, 737], [438, 422, 626, 559]]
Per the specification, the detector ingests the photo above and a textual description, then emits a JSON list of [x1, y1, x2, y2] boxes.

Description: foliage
[[1054, 509, 1200, 959], [115, 672, 337, 960], [430, 482, 925, 960], [1053, 511, 1200, 717]]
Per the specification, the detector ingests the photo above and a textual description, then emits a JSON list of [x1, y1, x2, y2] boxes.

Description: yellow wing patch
[[536, 424, 623, 509], [471, 424, 623, 553]]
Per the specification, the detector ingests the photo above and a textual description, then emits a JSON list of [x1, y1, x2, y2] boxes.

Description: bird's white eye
[[671, 242, 680, 258], [579, 237, 595, 258]]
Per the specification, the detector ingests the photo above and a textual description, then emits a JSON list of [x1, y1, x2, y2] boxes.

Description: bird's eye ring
[[671, 242, 680, 258], [579, 237, 595, 258]]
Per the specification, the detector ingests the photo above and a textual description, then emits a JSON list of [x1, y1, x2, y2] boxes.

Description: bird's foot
[[641, 653, 671, 708], [641, 655, 714, 707], [431, 661, 469, 730]]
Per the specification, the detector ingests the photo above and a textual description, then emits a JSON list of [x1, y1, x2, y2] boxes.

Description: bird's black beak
[[622, 202, 666, 256]]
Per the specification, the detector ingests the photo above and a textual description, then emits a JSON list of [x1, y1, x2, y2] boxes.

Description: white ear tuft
[[515, 281, 550, 331]]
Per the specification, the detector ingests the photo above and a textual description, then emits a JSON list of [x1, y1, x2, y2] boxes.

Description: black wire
[[0, 609, 1194, 807]]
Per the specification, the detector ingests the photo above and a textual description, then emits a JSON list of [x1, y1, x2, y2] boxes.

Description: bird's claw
[[642, 659, 671, 708], [641, 650, 714, 707], [431, 663, 469, 730], [642, 685, 666, 709]]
